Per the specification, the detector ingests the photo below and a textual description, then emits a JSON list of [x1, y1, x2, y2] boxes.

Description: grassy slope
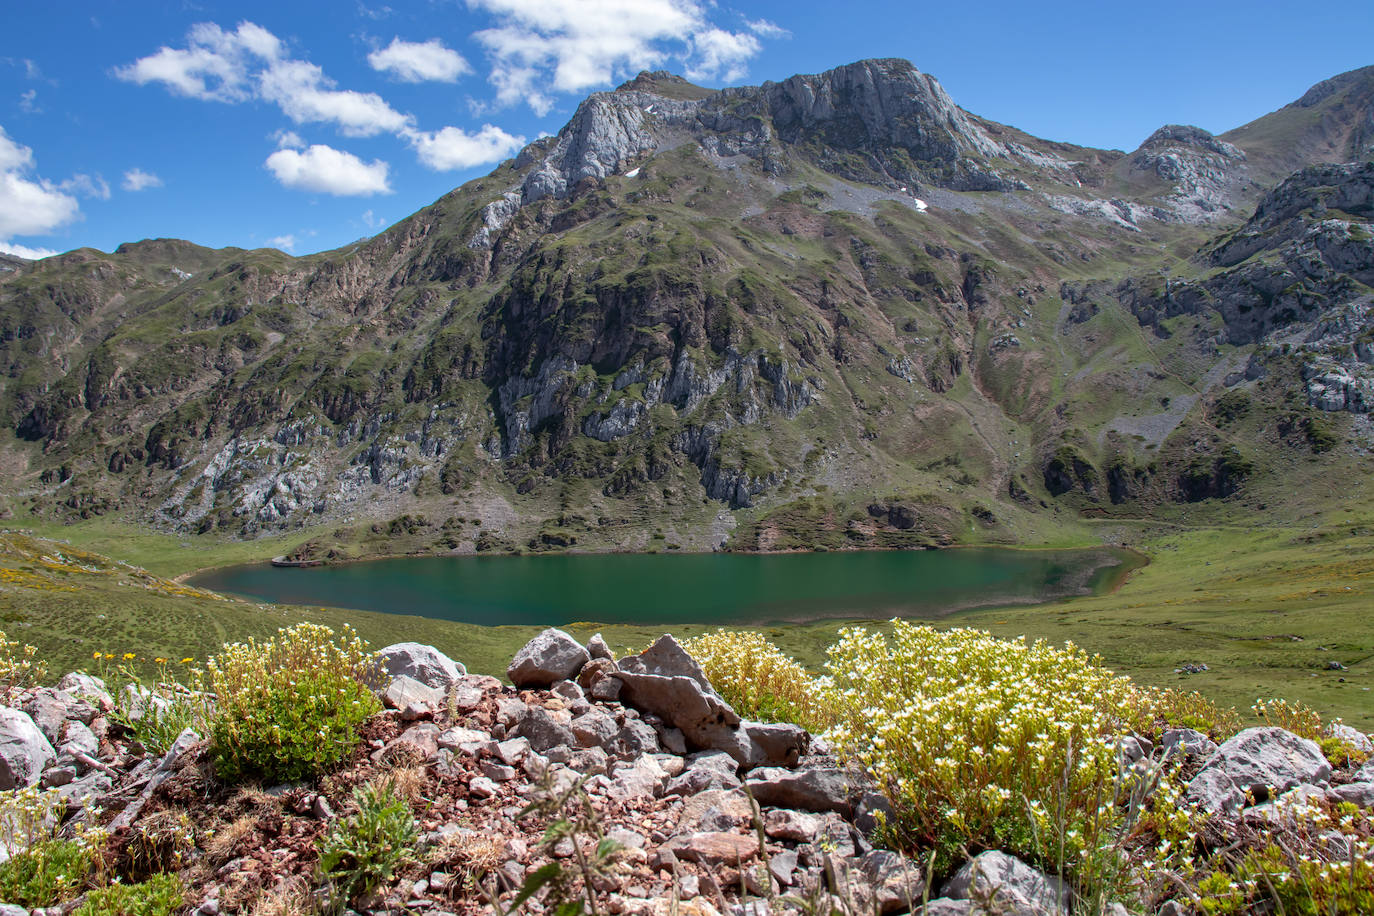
[[8, 515, 1371, 729]]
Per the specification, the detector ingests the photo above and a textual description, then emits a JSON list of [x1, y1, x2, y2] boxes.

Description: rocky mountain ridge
[[1, 60, 1372, 551]]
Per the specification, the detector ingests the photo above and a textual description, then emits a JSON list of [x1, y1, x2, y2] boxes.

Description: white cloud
[[0, 240, 59, 259], [686, 28, 760, 82], [746, 19, 790, 39], [60, 173, 111, 200], [0, 126, 80, 238], [361, 209, 385, 230], [259, 58, 410, 137], [267, 234, 297, 251], [114, 21, 281, 101], [403, 124, 525, 170], [265, 143, 391, 195], [19, 89, 38, 114], [466, 0, 774, 111], [123, 168, 163, 191], [369, 37, 471, 83], [119, 21, 409, 137]]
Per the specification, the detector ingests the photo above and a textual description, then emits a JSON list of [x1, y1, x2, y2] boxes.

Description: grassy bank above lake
[[3, 519, 1370, 728]]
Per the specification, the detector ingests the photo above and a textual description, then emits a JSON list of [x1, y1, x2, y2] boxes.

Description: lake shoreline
[[188, 545, 1143, 629]]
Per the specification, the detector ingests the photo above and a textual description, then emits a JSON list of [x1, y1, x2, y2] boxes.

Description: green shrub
[[74, 873, 182, 916], [205, 623, 382, 783], [0, 786, 104, 907], [823, 623, 1140, 874], [0, 838, 99, 908], [317, 777, 418, 912], [682, 629, 836, 730]]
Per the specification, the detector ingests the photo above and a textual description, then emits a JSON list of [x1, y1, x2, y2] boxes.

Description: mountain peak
[[1288, 64, 1374, 109], [614, 70, 715, 101]]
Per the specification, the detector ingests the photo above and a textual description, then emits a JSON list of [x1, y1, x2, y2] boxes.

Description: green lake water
[[189, 547, 1140, 627]]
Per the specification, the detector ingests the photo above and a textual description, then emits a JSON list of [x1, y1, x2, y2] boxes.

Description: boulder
[[382, 676, 443, 719], [612, 718, 662, 759], [605, 755, 668, 800], [587, 633, 614, 661], [1355, 758, 1374, 783], [1160, 727, 1218, 759], [763, 808, 822, 842], [1184, 766, 1245, 817], [1328, 722, 1374, 754], [618, 634, 713, 683], [514, 706, 578, 753], [570, 708, 618, 748], [0, 708, 56, 789], [666, 750, 741, 795], [614, 665, 742, 758], [378, 643, 465, 689], [861, 849, 929, 914], [23, 689, 75, 746], [677, 788, 752, 832], [508, 629, 590, 688], [59, 720, 99, 760], [1197, 727, 1332, 802], [941, 850, 1069, 916], [1328, 782, 1374, 807], [746, 766, 854, 816], [437, 727, 490, 755], [56, 672, 113, 710], [663, 831, 759, 865], [743, 721, 808, 767]]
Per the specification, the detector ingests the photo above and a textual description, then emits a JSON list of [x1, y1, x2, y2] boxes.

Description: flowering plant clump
[[682, 629, 836, 730], [0, 628, 47, 701], [0, 787, 105, 907], [1126, 685, 1240, 739], [1195, 798, 1374, 914], [205, 623, 382, 783], [822, 622, 1140, 874]]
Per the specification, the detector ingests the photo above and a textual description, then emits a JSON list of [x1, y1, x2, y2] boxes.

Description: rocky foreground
[[0, 630, 1372, 915]]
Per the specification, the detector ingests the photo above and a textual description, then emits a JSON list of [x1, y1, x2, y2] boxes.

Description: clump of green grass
[[317, 776, 418, 913], [74, 873, 183, 916]]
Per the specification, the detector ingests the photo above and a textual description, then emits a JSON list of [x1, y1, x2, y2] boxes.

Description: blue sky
[[2, 0, 1371, 259]]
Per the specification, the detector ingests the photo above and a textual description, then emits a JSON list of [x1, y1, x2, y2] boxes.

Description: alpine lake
[[189, 546, 1142, 628]]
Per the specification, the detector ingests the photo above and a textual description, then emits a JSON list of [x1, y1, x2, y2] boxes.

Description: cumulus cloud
[[0, 126, 80, 239], [114, 21, 282, 101], [123, 168, 163, 191], [259, 59, 410, 136], [685, 28, 760, 82], [403, 124, 525, 171], [264, 143, 391, 195], [466, 0, 771, 112], [119, 21, 409, 136], [369, 37, 471, 83], [267, 234, 297, 251]]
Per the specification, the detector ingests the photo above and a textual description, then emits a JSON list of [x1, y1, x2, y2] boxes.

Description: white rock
[[377, 643, 465, 689], [0, 708, 56, 789], [508, 628, 590, 688]]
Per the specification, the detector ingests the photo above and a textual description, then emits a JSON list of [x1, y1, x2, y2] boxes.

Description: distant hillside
[[2, 59, 1372, 557]]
